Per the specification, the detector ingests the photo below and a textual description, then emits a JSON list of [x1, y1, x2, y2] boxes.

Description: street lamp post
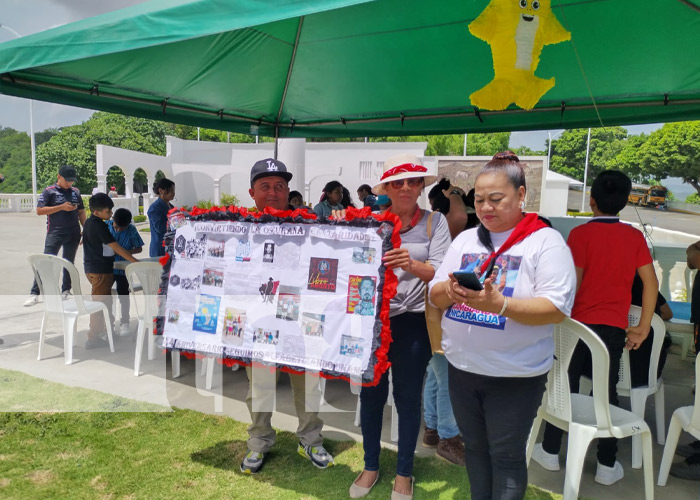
[[546, 130, 563, 173], [0, 24, 37, 209]]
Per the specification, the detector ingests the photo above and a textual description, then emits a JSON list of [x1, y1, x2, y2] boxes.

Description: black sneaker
[[85, 337, 110, 350], [676, 441, 700, 459], [240, 450, 265, 474], [297, 442, 334, 469], [670, 453, 700, 480]]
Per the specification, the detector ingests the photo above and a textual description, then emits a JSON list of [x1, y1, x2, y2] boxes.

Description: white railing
[[0, 193, 35, 213]]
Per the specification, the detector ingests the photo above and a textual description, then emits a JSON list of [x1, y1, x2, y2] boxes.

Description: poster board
[[435, 156, 545, 213], [156, 206, 399, 386]]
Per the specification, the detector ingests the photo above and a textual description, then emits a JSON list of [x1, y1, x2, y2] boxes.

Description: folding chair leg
[[655, 383, 666, 445], [147, 320, 156, 360], [354, 394, 361, 427], [172, 349, 181, 378], [630, 393, 647, 469], [37, 312, 48, 361], [525, 415, 544, 466], [62, 315, 76, 365], [641, 431, 654, 500], [103, 306, 114, 353], [205, 357, 214, 390], [563, 425, 596, 500], [319, 378, 327, 406], [658, 414, 683, 486], [682, 334, 692, 361], [134, 320, 145, 376]]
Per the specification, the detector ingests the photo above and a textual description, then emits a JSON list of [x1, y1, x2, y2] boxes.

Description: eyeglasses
[[388, 178, 424, 189]]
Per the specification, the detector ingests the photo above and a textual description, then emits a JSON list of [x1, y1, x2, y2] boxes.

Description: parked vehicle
[[628, 185, 667, 207]]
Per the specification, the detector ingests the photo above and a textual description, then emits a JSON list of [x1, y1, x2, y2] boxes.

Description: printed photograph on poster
[[301, 312, 325, 338], [224, 272, 263, 297], [340, 334, 364, 358], [307, 257, 338, 292], [222, 308, 246, 345], [262, 242, 275, 263], [346, 275, 377, 316], [259, 277, 280, 304], [253, 328, 279, 345], [206, 237, 226, 259], [167, 310, 180, 323], [202, 267, 224, 288], [169, 272, 201, 292], [276, 285, 301, 321], [193, 294, 221, 334], [270, 242, 301, 270], [174, 233, 207, 260], [376, 222, 393, 239], [352, 247, 376, 264], [236, 240, 252, 262]]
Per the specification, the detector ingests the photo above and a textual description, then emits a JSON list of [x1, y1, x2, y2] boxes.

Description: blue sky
[[0, 1, 662, 151]]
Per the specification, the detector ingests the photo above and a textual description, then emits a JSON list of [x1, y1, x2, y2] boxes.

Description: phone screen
[[453, 271, 484, 291]]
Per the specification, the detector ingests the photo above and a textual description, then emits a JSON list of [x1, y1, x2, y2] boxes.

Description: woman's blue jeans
[[423, 353, 460, 439], [360, 312, 432, 477]]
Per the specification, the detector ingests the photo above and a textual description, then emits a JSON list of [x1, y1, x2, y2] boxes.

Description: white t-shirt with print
[[428, 226, 576, 378]]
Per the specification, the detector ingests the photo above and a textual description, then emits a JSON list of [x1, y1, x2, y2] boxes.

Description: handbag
[[424, 211, 445, 354]]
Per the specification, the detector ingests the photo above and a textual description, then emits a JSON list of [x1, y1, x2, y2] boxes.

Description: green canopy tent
[[0, 0, 699, 140]]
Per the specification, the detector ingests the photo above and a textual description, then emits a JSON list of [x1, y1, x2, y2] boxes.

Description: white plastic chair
[[527, 318, 654, 500], [658, 354, 700, 486], [354, 370, 399, 443], [125, 262, 163, 376], [622, 308, 667, 467], [28, 254, 114, 364], [579, 306, 667, 468]]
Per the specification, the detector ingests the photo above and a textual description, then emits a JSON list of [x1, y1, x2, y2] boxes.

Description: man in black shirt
[[82, 193, 138, 349], [25, 165, 86, 306]]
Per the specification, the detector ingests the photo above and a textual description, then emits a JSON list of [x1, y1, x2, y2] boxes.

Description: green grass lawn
[[0, 369, 562, 500]]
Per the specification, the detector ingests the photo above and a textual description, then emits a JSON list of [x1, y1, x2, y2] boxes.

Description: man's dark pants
[[30, 232, 81, 295]]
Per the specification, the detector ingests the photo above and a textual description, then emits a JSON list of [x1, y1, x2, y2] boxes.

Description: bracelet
[[498, 297, 508, 316]]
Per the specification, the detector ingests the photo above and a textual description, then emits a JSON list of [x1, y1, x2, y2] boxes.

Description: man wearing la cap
[[240, 158, 334, 475], [24, 165, 86, 307]]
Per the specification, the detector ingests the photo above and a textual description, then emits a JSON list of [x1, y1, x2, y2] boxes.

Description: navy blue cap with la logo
[[250, 158, 293, 185]]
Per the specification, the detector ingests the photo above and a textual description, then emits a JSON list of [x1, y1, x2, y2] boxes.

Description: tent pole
[[581, 127, 592, 213], [274, 126, 279, 159]]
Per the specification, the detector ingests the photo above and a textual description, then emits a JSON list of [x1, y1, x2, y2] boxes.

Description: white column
[[213, 179, 221, 206], [96, 174, 107, 193], [277, 138, 306, 196]]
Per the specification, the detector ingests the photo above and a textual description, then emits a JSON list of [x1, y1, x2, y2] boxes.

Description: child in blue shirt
[[109, 208, 144, 336]]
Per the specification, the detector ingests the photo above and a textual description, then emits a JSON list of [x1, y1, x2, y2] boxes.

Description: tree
[[549, 127, 628, 183], [370, 133, 511, 156], [36, 112, 169, 194], [0, 127, 31, 193], [607, 133, 649, 182], [635, 122, 700, 195]]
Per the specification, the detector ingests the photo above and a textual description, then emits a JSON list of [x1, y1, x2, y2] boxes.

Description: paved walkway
[[1, 212, 699, 499]]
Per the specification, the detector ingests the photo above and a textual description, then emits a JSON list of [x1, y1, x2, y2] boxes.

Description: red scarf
[[477, 213, 548, 278]]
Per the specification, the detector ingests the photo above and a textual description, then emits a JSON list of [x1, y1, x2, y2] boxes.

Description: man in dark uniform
[[24, 165, 86, 306]]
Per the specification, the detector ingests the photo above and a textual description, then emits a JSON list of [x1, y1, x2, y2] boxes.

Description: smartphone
[[452, 271, 483, 291]]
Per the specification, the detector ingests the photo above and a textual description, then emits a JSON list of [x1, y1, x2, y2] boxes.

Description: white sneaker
[[532, 443, 560, 471], [62, 290, 72, 300], [594, 461, 624, 485], [23, 295, 39, 307], [119, 323, 130, 336]]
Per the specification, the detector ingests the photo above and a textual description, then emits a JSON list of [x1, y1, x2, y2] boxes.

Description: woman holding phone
[[428, 152, 576, 500], [341, 154, 451, 500]]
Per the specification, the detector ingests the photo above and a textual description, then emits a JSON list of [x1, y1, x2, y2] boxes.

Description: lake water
[[663, 177, 696, 201]]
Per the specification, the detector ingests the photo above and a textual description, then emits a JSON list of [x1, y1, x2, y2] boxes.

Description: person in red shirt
[[533, 170, 658, 486]]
